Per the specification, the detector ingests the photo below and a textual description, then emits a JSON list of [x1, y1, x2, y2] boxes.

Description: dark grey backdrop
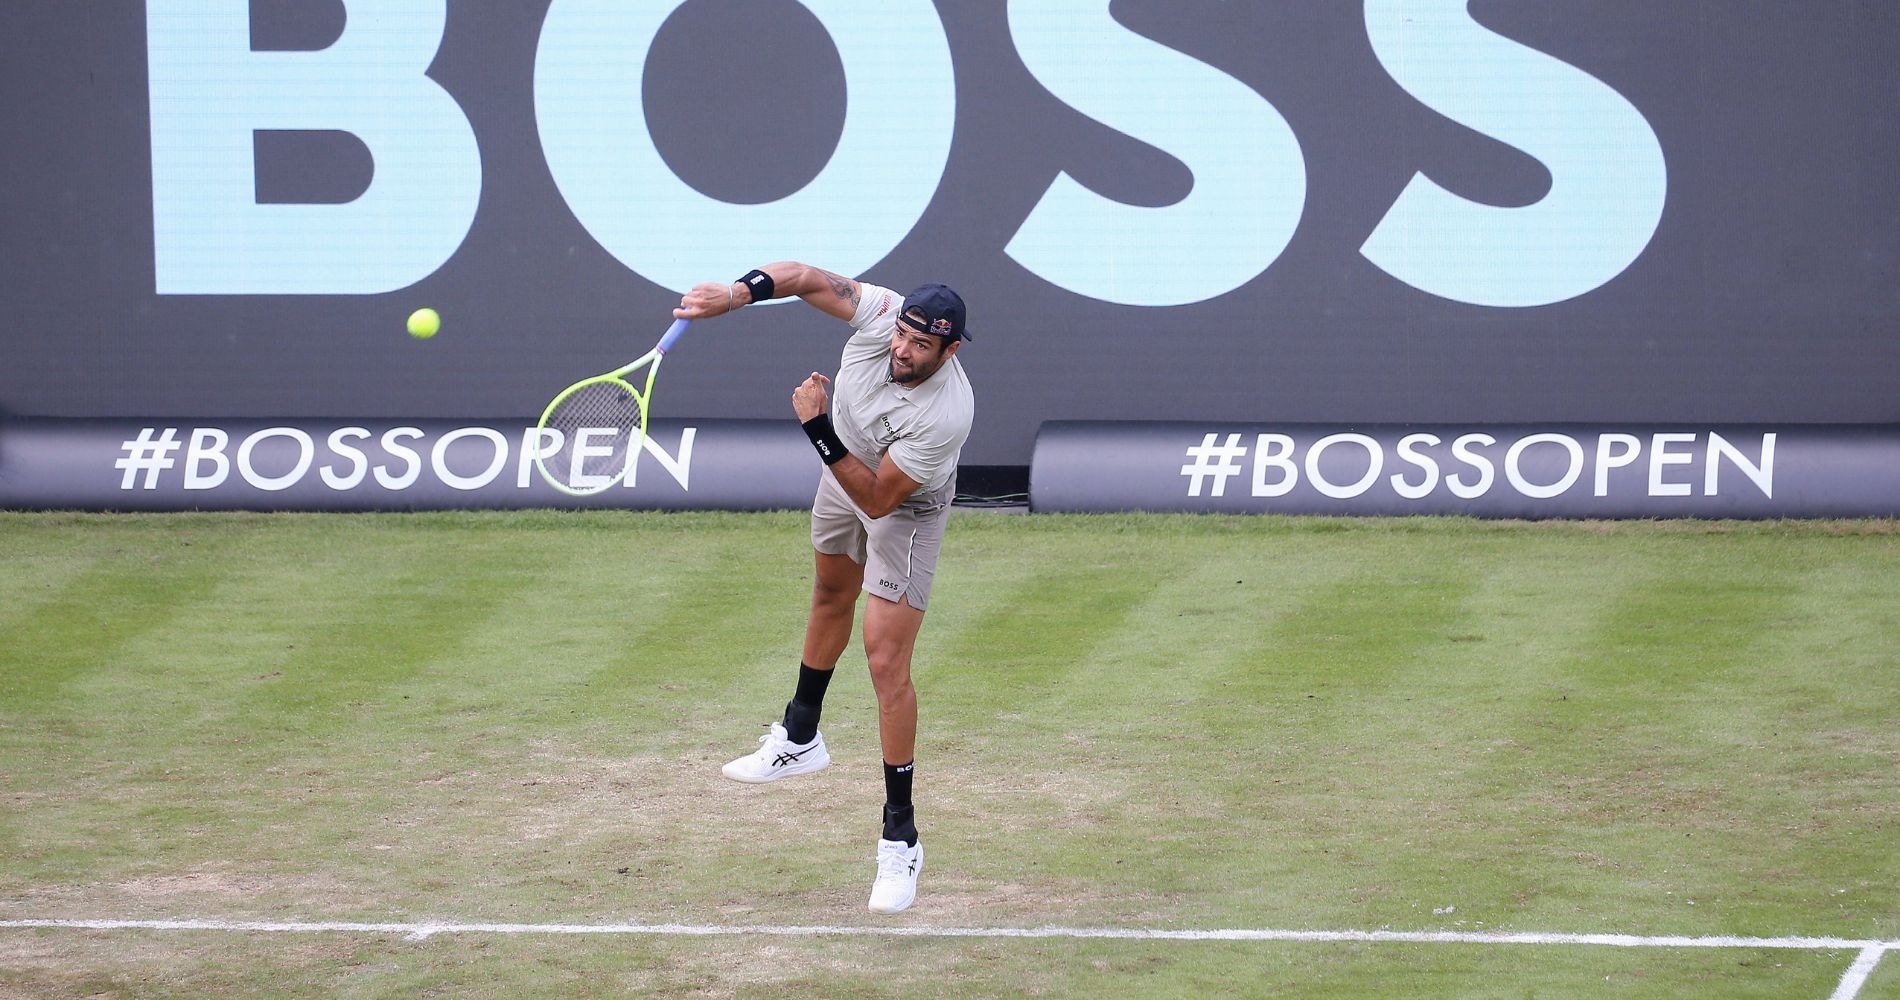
[[4, 1, 1896, 466]]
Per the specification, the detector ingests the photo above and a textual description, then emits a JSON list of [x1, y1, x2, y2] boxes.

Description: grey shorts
[[810, 467, 953, 611]]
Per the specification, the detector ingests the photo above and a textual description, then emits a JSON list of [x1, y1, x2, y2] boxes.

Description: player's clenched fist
[[792, 372, 831, 421]]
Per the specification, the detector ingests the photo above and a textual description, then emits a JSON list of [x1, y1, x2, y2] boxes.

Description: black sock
[[780, 663, 832, 745], [883, 761, 916, 845]]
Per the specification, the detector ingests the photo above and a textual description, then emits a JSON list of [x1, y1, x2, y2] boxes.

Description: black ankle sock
[[794, 662, 834, 705], [883, 761, 917, 844], [883, 760, 914, 808], [882, 802, 917, 846], [780, 663, 833, 745]]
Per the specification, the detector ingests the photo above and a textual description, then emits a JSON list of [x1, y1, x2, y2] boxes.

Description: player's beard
[[889, 355, 941, 386]]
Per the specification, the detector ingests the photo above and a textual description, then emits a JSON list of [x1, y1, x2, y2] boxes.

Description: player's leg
[[781, 548, 862, 743], [863, 591, 926, 914], [859, 502, 946, 913], [790, 471, 871, 741], [801, 549, 863, 671], [721, 473, 865, 784], [862, 593, 923, 775]]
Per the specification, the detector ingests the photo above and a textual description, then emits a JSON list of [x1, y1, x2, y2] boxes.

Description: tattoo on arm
[[821, 270, 860, 310]]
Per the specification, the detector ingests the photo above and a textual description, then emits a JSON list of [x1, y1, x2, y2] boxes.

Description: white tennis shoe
[[721, 722, 830, 783], [868, 838, 923, 914]]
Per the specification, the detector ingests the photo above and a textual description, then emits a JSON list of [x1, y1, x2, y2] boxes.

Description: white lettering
[[1648, 432, 1697, 497], [568, 428, 622, 492], [1250, 433, 1298, 498], [1005, 0, 1305, 305], [321, 427, 372, 490], [432, 427, 510, 490], [535, 0, 953, 294], [141, 3, 1673, 310], [520, 427, 564, 488], [1594, 433, 1642, 496], [146, 0, 480, 293], [183, 428, 231, 489], [1390, 433, 1442, 499], [1361, 0, 1667, 307], [1181, 428, 1784, 506], [1705, 431, 1775, 498], [1306, 433, 1383, 499], [1447, 433, 1497, 499], [236, 427, 315, 491], [376, 427, 426, 489], [626, 427, 697, 490], [1504, 433, 1585, 499]]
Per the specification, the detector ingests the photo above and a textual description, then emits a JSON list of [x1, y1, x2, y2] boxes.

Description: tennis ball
[[407, 307, 441, 339]]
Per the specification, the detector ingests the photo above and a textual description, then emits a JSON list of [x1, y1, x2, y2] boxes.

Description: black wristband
[[739, 269, 775, 304], [801, 413, 848, 466]]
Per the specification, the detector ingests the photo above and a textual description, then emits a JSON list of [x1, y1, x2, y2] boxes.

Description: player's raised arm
[[673, 262, 861, 322]]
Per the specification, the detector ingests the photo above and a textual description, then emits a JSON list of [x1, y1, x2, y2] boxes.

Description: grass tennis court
[[2, 511, 1896, 998]]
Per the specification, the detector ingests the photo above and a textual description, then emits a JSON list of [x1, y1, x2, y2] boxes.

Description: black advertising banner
[[7, 418, 1896, 517], [1029, 423, 1900, 518], [3, 4, 1896, 468], [0, 418, 819, 512]]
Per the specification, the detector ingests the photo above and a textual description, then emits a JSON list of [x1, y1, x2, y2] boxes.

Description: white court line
[[0, 917, 1890, 950], [5, 918, 1893, 998], [1831, 945, 1889, 1000]]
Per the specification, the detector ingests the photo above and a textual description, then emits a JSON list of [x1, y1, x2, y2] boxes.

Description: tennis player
[[674, 263, 975, 914]]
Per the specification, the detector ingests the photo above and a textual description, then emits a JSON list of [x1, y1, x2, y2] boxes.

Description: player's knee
[[868, 663, 915, 707], [813, 581, 857, 614], [864, 641, 913, 689], [812, 568, 859, 606]]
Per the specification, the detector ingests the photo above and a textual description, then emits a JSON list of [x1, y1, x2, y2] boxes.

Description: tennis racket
[[533, 317, 691, 496]]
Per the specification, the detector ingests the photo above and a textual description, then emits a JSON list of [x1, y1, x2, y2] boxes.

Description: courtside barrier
[[0, 418, 818, 512], [1029, 422, 1900, 518], [10, 418, 1897, 517]]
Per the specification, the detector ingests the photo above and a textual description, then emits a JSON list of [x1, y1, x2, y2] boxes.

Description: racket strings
[[544, 380, 645, 489]]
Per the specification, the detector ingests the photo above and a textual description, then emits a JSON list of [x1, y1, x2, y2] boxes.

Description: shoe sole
[[721, 754, 831, 784], [867, 891, 915, 914]]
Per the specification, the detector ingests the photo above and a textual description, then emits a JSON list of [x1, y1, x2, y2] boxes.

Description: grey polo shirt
[[831, 282, 975, 498]]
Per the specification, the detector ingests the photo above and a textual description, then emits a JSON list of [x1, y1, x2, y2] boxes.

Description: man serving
[[674, 263, 975, 914]]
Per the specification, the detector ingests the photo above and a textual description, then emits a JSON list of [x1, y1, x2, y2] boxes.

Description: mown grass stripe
[[925, 531, 1172, 730], [0, 527, 250, 707]]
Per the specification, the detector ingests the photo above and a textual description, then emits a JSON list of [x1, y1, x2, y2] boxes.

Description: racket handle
[[658, 318, 690, 353]]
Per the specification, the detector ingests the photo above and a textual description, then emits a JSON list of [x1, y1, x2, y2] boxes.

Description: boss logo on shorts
[[878, 578, 902, 593]]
